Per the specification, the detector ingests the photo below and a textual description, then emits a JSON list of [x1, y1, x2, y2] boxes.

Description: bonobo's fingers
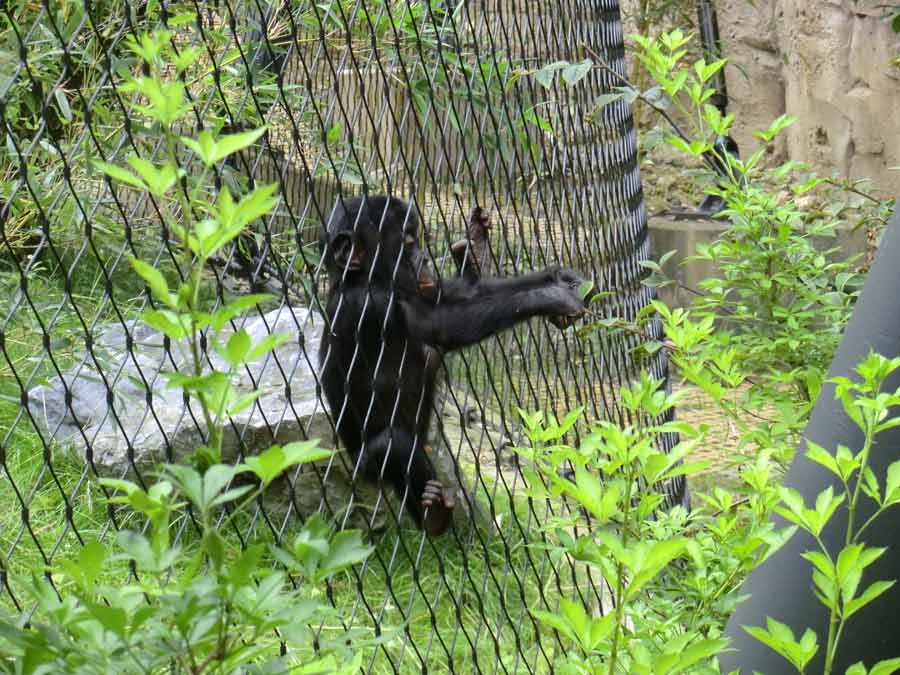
[[546, 267, 588, 329], [421, 479, 456, 537], [548, 312, 584, 329]]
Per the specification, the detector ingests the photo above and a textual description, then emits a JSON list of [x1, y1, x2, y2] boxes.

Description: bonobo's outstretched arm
[[402, 266, 586, 351]]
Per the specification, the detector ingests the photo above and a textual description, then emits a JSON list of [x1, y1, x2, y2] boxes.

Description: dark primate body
[[319, 195, 587, 536]]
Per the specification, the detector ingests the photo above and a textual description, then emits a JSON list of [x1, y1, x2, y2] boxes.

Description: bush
[[0, 31, 371, 674]]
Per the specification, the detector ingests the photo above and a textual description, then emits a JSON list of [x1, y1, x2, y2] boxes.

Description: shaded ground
[[457, 377, 760, 504]]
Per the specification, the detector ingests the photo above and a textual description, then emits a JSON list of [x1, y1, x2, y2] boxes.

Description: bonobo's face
[[324, 195, 436, 294]]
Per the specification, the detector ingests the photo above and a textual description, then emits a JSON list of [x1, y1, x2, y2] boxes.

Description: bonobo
[[319, 195, 587, 536]]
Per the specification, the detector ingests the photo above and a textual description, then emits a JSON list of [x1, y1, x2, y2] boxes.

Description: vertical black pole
[[720, 208, 900, 672], [696, 0, 728, 115]]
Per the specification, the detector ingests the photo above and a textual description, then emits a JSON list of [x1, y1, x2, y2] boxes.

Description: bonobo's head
[[322, 195, 435, 294]]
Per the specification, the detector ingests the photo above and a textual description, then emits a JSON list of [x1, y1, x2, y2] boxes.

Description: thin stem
[[822, 178, 881, 205], [846, 409, 877, 546], [853, 506, 886, 544], [161, 122, 220, 454], [823, 402, 878, 675], [608, 460, 637, 674]]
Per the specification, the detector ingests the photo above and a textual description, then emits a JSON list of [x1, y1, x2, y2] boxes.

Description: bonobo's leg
[[361, 428, 456, 536]]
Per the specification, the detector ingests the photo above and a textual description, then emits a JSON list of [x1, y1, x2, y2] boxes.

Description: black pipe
[[697, 0, 728, 116], [720, 206, 900, 672]]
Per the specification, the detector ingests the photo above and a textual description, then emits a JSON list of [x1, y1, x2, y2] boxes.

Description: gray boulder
[[26, 307, 487, 533]]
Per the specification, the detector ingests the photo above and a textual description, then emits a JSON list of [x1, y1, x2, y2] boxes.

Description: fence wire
[[0, 0, 685, 671]]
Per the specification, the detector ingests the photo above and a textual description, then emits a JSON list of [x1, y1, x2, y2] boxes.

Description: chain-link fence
[[0, 0, 684, 671]]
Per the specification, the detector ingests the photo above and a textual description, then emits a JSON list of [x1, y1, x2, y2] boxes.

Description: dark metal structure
[[0, 0, 682, 670], [721, 209, 900, 673]]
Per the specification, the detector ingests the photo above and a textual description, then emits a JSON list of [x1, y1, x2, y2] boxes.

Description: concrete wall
[[719, 0, 900, 195], [621, 0, 900, 194]]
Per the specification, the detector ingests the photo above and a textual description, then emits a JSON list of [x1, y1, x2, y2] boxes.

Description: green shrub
[[0, 30, 371, 674]]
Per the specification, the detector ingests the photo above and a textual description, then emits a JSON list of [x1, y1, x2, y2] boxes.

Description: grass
[[0, 407, 561, 673], [0, 252, 562, 671], [0, 250, 691, 674]]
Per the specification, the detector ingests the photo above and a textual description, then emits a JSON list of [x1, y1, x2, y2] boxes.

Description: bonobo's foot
[[547, 267, 589, 329], [421, 479, 456, 537]]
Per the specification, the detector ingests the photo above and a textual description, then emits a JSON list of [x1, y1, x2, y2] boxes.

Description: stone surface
[[26, 307, 487, 532], [649, 215, 728, 307], [621, 0, 900, 195], [27, 308, 328, 470], [719, 0, 900, 195], [648, 214, 868, 308]]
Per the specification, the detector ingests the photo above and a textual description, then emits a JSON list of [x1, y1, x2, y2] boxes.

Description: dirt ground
[[671, 383, 750, 493]]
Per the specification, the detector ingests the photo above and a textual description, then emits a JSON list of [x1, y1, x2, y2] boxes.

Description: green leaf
[[744, 618, 818, 672], [229, 543, 265, 586], [130, 257, 176, 307], [696, 57, 728, 84], [246, 331, 292, 362], [117, 530, 157, 570], [884, 459, 900, 505], [317, 530, 373, 578], [162, 464, 204, 508], [210, 485, 254, 507], [844, 580, 895, 619], [282, 440, 333, 467], [201, 464, 238, 510], [673, 638, 730, 672], [203, 184, 278, 256], [92, 160, 146, 190], [813, 486, 844, 536], [209, 294, 272, 331], [57, 540, 107, 591], [141, 309, 189, 339], [591, 91, 626, 110], [871, 657, 900, 675], [531, 609, 579, 644], [232, 183, 279, 230], [127, 156, 177, 196], [214, 126, 268, 162], [561, 59, 592, 86], [225, 328, 252, 367], [54, 89, 72, 122], [227, 390, 262, 416], [239, 442, 332, 486], [625, 540, 686, 599], [534, 60, 568, 89], [805, 441, 840, 477], [182, 126, 265, 168], [83, 600, 128, 638], [180, 130, 217, 165], [558, 597, 590, 647]]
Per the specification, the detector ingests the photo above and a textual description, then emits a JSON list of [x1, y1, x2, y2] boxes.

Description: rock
[[25, 307, 487, 533], [26, 308, 329, 470]]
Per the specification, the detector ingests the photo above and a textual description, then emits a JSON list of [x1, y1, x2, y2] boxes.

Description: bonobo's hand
[[546, 267, 588, 329], [421, 479, 456, 537]]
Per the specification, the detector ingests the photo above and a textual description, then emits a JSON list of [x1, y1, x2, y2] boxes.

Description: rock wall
[[619, 0, 900, 194], [718, 0, 900, 195]]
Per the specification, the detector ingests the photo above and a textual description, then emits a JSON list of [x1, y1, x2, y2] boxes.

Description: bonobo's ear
[[331, 231, 365, 272]]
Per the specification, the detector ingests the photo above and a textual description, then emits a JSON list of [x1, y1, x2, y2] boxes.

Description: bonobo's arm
[[402, 267, 586, 351]]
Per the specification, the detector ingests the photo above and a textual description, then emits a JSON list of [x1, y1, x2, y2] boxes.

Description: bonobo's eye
[[404, 233, 416, 250]]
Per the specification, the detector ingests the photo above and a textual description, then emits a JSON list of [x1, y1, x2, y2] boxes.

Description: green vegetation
[[522, 27, 900, 674], [1, 1, 899, 672]]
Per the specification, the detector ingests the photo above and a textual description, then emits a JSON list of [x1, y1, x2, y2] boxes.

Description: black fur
[[319, 195, 586, 535]]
